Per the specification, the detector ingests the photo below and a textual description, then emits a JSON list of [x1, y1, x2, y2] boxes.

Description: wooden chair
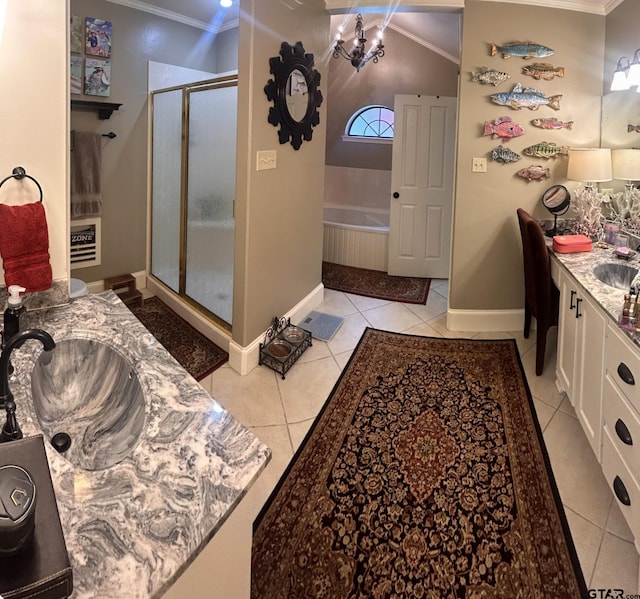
[[516, 208, 560, 375]]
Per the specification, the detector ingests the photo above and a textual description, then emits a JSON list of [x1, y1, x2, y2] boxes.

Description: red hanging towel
[[0, 201, 52, 292]]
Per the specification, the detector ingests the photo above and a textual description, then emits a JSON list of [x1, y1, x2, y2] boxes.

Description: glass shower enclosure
[[150, 76, 237, 329]]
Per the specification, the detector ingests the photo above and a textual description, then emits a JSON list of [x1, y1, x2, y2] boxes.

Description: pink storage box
[[552, 234, 593, 254]]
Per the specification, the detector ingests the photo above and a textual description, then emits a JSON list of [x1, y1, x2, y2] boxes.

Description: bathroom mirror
[[542, 184, 571, 237], [264, 41, 323, 150]]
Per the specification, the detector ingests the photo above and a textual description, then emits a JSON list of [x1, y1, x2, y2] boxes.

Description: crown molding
[[326, 0, 623, 15], [102, 0, 239, 32]]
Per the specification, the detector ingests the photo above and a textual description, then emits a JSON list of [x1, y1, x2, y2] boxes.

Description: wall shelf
[[71, 99, 122, 120]]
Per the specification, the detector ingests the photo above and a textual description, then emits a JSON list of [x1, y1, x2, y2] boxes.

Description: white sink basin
[[30, 338, 145, 470]]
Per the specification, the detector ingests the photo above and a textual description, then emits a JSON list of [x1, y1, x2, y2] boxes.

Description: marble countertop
[[5, 291, 270, 598], [551, 243, 640, 335]]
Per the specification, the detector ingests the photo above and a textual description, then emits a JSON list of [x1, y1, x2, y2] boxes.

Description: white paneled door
[[388, 95, 456, 278]]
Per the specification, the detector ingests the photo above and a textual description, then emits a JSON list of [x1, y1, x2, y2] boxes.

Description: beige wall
[[235, 0, 329, 346], [0, 1, 68, 288], [69, 0, 230, 283], [326, 26, 459, 170], [450, 0, 604, 314]]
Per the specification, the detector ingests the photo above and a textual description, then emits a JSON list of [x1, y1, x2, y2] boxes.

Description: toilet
[[70, 278, 88, 299]]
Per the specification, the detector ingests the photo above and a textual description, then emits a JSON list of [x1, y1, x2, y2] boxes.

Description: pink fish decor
[[628, 124, 640, 133], [516, 165, 550, 182], [483, 116, 525, 142]]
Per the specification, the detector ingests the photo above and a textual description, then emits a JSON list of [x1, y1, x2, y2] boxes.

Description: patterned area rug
[[252, 330, 586, 598], [129, 297, 228, 381], [322, 262, 430, 304]]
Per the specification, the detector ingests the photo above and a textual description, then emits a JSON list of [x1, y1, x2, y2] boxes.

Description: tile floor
[[164, 279, 640, 598]]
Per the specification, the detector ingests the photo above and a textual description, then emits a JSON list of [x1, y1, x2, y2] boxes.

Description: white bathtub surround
[[323, 204, 390, 272], [5, 292, 270, 598]]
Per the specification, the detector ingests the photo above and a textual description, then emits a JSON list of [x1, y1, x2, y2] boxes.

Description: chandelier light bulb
[[220, 0, 232, 6]]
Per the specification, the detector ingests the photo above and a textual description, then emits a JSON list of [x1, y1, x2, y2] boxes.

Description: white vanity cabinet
[[602, 323, 640, 547], [555, 267, 607, 458]]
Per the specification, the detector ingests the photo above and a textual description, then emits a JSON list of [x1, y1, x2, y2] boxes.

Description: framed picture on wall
[[85, 17, 112, 58], [84, 58, 111, 97], [70, 56, 82, 94], [70, 15, 83, 54]]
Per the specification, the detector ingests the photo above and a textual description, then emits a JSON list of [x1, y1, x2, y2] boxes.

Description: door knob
[[392, 192, 400, 199]]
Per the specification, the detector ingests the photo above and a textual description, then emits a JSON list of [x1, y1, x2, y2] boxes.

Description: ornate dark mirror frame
[[264, 41, 323, 150]]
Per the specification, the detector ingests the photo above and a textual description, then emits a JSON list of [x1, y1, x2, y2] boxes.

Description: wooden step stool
[[104, 273, 143, 307]]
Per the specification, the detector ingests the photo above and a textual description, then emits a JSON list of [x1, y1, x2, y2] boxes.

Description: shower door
[[151, 76, 238, 328]]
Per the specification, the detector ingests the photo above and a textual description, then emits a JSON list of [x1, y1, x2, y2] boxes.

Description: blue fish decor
[[490, 83, 562, 111], [490, 41, 554, 60]]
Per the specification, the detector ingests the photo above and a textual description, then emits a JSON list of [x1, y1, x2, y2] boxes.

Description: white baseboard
[[446, 308, 526, 333], [228, 284, 325, 376], [84, 274, 324, 376]]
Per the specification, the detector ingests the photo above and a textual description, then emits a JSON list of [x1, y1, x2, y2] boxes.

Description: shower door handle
[[392, 192, 400, 199]]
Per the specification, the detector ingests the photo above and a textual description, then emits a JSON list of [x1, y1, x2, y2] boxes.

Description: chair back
[[516, 208, 554, 320]]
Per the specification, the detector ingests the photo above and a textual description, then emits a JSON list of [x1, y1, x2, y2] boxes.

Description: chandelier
[[333, 14, 385, 72]]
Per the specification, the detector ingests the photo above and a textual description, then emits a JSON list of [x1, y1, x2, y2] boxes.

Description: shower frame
[[149, 75, 238, 332]]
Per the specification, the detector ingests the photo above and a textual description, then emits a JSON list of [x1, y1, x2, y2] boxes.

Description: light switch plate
[[472, 157, 487, 173], [257, 150, 277, 171]]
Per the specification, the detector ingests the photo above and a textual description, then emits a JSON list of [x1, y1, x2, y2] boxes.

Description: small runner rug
[[322, 261, 430, 304], [251, 330, 586, 598], [129, 296, 228, 381]]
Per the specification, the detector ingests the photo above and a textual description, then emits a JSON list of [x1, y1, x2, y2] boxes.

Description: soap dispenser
[[3, 286, 25, 344]]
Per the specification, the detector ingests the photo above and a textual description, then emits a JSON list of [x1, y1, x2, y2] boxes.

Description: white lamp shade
[[567, 148, 612, 183], [611, 69, 631, 91], [629, 62, 640, 87], [612, 148, 640, 181]]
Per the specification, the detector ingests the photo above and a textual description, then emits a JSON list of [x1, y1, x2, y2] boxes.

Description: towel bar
[[70, 130, 116, 152], [0, 167, 43, 203]]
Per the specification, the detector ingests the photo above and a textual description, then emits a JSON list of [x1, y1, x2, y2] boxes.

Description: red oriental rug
[[251, 330, 586, 598], [129, 297, 228, 381], [322, 261, 430, 304]]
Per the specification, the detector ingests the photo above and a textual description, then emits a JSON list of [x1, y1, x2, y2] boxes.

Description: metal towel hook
[[0, 167, 44, 202]]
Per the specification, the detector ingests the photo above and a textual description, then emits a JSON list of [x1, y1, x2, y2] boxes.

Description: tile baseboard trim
[[229, 284, 325, 376], [446, 308, 526, 333]]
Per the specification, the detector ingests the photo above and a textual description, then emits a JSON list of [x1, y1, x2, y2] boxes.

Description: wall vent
[[70, 217, 101, 269]]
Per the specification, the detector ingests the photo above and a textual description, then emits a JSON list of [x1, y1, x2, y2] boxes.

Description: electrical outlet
[[472, 157, 487, 173], [257, 150, 277, 171]]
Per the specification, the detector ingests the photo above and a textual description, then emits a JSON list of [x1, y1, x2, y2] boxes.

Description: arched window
[[345, 105, 394, 141]]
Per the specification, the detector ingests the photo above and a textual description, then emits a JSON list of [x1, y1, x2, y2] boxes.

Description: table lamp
[[567, 148, 612, 238]]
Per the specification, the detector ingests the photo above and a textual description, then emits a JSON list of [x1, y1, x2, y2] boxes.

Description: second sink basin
[[593, 262, 639, 290], [30, 338, 145, 471]]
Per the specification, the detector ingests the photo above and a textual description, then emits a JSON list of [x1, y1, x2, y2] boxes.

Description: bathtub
[[323, 205, 390, 272]]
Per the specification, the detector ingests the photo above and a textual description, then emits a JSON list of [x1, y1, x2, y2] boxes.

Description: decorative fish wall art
[[521, 63, 564, 80], [628, 124, 640, 133], [471, 67, 510, 86], [522, 141, 569, 159], [490, 145, 521, 163], [531, 117, 573, 130], [490, 41, 554, 60], [490, 83, 562, 111], [483, 116, 525, 142], [516, 165, 550, 182]]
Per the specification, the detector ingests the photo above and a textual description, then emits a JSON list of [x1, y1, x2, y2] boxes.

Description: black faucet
[[0, 329, 55, 442]]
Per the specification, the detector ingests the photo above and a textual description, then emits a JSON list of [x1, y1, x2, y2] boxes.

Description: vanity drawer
[[606, 323, 640, 411], [602, 429, 640, 544], [604, 374, 640, 482]]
